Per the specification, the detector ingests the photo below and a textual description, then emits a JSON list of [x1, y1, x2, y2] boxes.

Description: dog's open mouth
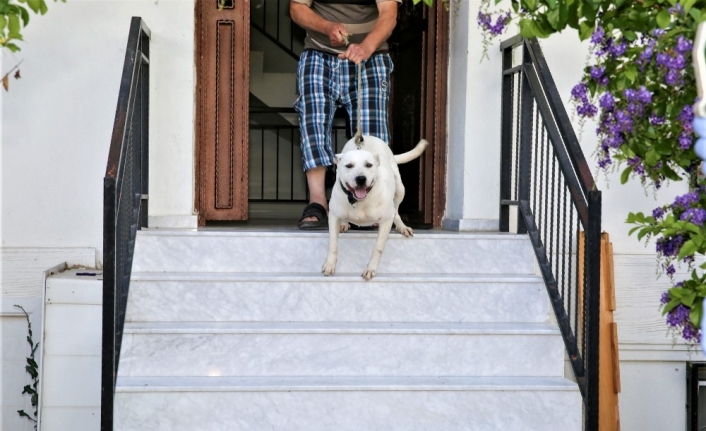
[[347, 183, 373, 200]]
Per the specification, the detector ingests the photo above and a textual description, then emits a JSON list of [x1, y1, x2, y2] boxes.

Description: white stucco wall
[[1, 0, 196, 259], [1, 3, 195, 428]]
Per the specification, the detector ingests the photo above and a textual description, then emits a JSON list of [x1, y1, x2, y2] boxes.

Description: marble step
[[118, 322, 564, 378], [126, 272, 548, 323], [114, 376, 582, 431], [132, 229, 536, 274]]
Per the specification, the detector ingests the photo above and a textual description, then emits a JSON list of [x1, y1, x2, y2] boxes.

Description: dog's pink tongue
[[354, 187, 368, 199]]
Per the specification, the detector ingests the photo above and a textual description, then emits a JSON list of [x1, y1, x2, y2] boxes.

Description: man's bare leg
[[302, 166, 328, 223]]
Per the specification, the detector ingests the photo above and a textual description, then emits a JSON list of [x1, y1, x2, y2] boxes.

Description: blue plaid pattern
[[294, 49, 393, 171]]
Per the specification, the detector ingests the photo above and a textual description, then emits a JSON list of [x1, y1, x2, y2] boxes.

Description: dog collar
[[341, 181, 358, 206]]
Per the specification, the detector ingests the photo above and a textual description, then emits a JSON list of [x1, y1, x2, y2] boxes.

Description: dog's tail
[[394, 139, 429, 165]]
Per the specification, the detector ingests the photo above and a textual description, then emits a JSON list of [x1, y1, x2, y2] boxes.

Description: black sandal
[[298, 202, 328, 230]]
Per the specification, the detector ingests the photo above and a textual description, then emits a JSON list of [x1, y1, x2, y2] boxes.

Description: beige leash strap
[[354, 62, 364, 149]]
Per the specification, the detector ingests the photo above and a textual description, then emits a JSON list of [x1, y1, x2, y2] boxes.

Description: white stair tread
[[131, 271, 543, 283], [123, 321, 560, 335], [116, 375, 579, 392], [138, 228, 527, 240]]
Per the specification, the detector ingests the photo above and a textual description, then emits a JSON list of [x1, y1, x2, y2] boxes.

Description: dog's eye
[[345, 163, 354, 169], [365, 162, 373, 168]]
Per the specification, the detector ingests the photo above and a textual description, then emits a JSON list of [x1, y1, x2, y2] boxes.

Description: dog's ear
[[334, 154, 342, 165], [375, 154, 381, 167]]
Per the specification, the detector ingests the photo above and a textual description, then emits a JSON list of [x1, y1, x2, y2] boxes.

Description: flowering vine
[[478, 0, 706, 345]]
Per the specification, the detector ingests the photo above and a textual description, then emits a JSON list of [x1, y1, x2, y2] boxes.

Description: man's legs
[[303, 166, 328, 222], [295, 50, 339, 226]]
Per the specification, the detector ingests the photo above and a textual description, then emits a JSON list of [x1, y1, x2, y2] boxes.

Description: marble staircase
[[113, 228, 582, 430]]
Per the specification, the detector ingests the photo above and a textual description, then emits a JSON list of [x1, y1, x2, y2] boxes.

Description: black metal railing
[[249, 107, 348, 202], [251, 0, 304, 60], [499, 35, 602, 431], [102, 17, 150, 431]]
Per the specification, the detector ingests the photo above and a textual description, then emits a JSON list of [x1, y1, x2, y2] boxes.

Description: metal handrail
[[102, 17, 150, 431], [499, 36, 602, 431]]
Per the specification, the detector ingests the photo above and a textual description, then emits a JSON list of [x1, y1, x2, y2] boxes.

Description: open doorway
[[195, 0, 447, 227]]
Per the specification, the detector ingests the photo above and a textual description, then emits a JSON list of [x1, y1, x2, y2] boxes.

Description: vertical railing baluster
[[261, 128, 266, 199], [585, 190, 602, 431], [499, 40, 515, 232]]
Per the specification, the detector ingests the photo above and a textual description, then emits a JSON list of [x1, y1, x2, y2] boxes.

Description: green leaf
[[519, 19, 552, 38], [683, 291, 697, 307], [579, 21, 595, 41], [521, 0, 537, 12], [678, 240, 698, 260], [26, 0, 40, 13], [628, 226, 641, 236], [645, 148, 659, 166], [637, 227, 652, 241], [620, 166, 632, 184], [7, 13, 20, 38], [683, 0, 697, 14], [663, 297, 682, 314], [656, 9, 671, 28], [691, 299, 703, 326], [624, 64, 638, 82]]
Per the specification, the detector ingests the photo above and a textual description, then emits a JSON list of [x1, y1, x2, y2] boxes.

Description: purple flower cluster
[[654, 35, 692, 86], [680, 208, 706, 226], [589, 65, 609, 86], [669, 3, 684, 15], [656, 235, 684, 257], [627, 156, 646, 176], [592, 86, 655, 171], [590, 26, 629, 58], [571, 83, 597, 118], [673, 191, 699, 209], [477, 11, 511, 36], [676, 105, 695, 149], [665, 304, 701, 344], [661, 291, 670, 304], [653, 206, 666, 220]]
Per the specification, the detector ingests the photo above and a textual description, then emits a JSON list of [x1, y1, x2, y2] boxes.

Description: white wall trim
[[442, 218, 499, 232], [148, 215, 199, 229]]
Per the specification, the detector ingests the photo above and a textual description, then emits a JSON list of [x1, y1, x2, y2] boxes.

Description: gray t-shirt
[[292, 0, 400, 55]]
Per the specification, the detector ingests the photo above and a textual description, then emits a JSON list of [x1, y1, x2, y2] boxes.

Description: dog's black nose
[[355, 176, 367, 186]]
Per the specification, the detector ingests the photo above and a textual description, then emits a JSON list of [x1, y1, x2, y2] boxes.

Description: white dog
[[322, 135, 428, 280]]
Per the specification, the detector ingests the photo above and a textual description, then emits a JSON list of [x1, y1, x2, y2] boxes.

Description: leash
[[311, 35, 365, 149]]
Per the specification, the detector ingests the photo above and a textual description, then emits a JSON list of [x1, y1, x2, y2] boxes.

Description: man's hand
[[338, 43, 374, 64], [327, 22, 350, 47]]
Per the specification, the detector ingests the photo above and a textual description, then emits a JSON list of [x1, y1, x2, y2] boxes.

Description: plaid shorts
[[294, 49, 393, 171]]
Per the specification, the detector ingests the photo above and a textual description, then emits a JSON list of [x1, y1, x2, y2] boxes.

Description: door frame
[[194, 0, 448, 227]]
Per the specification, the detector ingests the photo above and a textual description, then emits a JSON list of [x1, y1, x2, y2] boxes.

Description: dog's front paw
[[362, 268, 377, 281], [396, 225, 414, 237], [322, 261, 336, 276], [340, 222, 350, 233]]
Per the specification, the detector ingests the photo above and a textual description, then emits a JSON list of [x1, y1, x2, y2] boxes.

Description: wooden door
[[420, 0, 448, 228], [390, 1, 448, 228], [195, 0, 250, 224]]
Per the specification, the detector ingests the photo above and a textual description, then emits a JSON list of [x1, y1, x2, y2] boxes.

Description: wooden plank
[[599, 233, 620, 431], [603, 234, 616, 311], [611, 322, 621, 394]]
